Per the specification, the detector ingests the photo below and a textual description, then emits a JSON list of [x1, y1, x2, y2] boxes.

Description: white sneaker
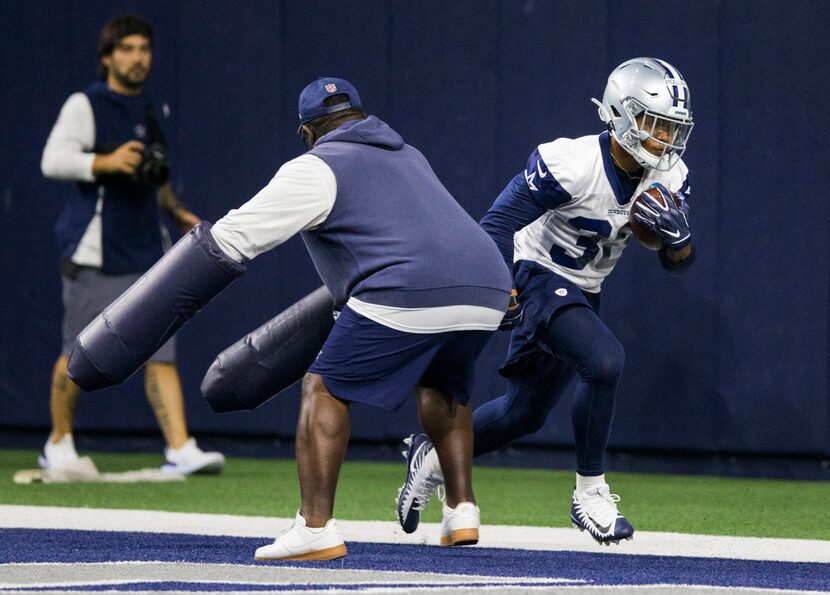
[[254, 511, 347, 561], [440, 501, 480, 547], [162, 438, 224, 475], [570, 484, 634, 545], [38, 434, 80, 469]]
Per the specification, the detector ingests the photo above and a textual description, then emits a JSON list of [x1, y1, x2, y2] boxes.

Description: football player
[[397, 57, 695, 545]]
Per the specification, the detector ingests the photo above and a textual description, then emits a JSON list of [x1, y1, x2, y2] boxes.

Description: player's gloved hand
[[499, 288, 523, 331], [633, 182, 691, 250]]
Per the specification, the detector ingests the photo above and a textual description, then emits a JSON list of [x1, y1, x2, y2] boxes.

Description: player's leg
[[470, 262, 584, 458], [541, 304, 632, 543], [543, 305, 623, 479], [471, 352, 573, 457]]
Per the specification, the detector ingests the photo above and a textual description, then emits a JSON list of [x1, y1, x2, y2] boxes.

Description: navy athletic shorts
[[500, 260, 600, 377], [308, 305, 492, 411]]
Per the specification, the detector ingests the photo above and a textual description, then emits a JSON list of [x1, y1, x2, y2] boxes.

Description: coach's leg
[[415, 387, 474, 508], [296, 373, 351, 526]]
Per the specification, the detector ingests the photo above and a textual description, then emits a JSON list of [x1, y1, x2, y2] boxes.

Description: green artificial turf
[[1, 448, 828, 540]]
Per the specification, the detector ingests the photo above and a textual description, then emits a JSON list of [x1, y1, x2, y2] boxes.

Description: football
[[628, 186, 680, 251]]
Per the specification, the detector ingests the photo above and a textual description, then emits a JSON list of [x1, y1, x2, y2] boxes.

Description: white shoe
[[254, 511, 347, 561], [440, 501, 479, 547], [570, 484, 634, 544], [162, 438, 224, 475], [38, 434, 80, 469]]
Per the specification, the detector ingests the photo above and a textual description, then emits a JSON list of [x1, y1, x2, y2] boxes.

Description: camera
[[132, 143, 170, 188]]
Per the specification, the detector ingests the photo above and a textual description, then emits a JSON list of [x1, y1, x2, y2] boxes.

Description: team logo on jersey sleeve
[[524, 159, 550, 192], [525, 168, 538, 191]]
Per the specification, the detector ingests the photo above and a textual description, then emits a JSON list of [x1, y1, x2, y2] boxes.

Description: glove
[[499, 288, 523, 331], [633, 183, 691, 250]]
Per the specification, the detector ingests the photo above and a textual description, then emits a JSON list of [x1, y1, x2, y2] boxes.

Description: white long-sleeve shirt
[[41, 92, 97, 182]]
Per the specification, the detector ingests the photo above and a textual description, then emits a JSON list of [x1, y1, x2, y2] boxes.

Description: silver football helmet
[[592, 57, 693, 171]]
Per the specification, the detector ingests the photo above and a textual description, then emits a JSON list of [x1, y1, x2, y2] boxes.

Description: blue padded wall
[[1, 0, 827, 458]]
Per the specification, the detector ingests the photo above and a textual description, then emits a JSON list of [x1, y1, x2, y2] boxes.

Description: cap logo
[[325, 83, 337, 93]]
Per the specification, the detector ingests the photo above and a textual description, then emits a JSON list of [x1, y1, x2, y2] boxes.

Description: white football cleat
[[254, 511, 347, 561], [162, 438, 224, 475], [396, 433, 444, 533], [570, 484, 634, 545], [440, 501, 480, 547]]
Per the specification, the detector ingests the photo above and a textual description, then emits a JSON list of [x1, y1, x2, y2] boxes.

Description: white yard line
[[2, 504, 829, 564]]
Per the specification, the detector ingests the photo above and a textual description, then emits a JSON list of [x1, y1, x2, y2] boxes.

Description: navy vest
[[303, 116, 511, 311], [54, 82, 165, 274]]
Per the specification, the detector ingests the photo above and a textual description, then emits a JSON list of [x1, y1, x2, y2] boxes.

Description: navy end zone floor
[[1, 529, 828, 592]]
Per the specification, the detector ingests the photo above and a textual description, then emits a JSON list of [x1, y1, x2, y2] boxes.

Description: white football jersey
[[514, 132, 690, 293]]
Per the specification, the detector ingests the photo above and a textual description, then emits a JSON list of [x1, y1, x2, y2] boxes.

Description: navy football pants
[[472, 304, 624, 476]]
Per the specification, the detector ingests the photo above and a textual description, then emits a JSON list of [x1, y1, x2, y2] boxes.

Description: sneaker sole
[[254, 543, 347, 561], [571, 518, 634, 545], [440, 528, 479, 547]]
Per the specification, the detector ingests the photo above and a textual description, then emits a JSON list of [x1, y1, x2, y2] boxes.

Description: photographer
[[39, 14, 223, 476]]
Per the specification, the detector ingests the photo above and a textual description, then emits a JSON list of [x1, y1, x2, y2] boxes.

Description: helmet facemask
[[621, 99, 694, 171]]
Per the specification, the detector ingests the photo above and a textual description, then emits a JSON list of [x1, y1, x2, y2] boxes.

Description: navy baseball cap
[[297, 77, 362, 129]]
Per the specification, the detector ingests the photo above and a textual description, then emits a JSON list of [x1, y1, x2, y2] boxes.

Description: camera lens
[[133, 143, 170, 188]]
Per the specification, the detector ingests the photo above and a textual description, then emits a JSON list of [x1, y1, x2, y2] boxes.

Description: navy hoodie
[[304, 116, 511, 312]]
